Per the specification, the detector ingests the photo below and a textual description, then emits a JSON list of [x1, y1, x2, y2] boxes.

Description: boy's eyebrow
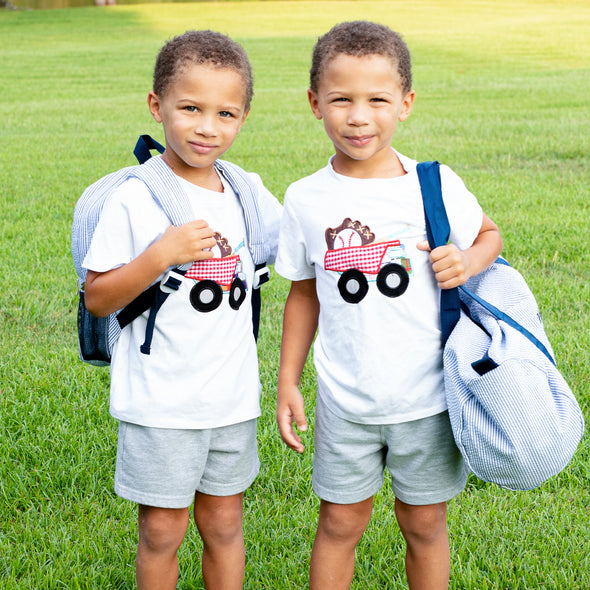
[[325, 89, 396, 98], [176, 97, 245, 110]]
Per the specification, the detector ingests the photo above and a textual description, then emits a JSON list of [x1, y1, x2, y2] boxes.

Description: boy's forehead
[[177, 61, 245, 82], [320, 53, 401, 86], [169, 63, 249, 106], [175, 63, 247, 91]]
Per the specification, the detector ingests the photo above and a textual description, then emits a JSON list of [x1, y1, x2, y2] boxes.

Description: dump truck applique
[[324, 239, 412, 304], [185, 255, 247, 312]]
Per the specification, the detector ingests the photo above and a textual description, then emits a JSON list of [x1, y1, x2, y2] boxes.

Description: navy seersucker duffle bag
[[417, 161, 584, 490]]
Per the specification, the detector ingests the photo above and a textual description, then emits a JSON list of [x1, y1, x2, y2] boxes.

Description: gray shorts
[[115, 419, 259, 509], [312, 399, 468, 505]]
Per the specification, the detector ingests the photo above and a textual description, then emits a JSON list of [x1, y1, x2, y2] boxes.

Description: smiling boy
[[275, 21, 502, 589]]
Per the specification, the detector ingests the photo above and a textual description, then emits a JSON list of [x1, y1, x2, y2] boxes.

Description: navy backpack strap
[[134, 134, 165, 165], [417, 161, 461, 346], [116, 283, 161, 330], [132, 155, 195, 354]]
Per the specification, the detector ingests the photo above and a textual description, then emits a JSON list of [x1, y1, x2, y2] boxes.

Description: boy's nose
[[347, 104, 370, 126], [194, 115, 218, 137]]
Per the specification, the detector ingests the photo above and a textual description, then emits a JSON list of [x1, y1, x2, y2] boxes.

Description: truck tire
[[190, 280, 223, 312], [229, 277, 247, 310], [377, 263, 409, 298], [338, 269, 369, 304]]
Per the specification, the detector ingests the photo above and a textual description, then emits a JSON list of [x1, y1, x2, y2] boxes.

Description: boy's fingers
[[279, 426, 304, 453], [416, 240, 431, 252], [277, 408, 307, 453], [293, 409, 308, 433], [188, 219, 212, 229], [284, 433, 304, 454]]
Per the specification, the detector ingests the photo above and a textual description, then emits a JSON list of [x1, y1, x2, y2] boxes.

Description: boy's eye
[[219, 111, 233, 118], [331, 97, 350, 103], [184, 106, 198, 112]]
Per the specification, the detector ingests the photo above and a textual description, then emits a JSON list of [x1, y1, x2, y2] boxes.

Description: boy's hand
[[417, 241, 470, 289], [84, 220, 217, 318], [157, 220, 217, 266], [276, 383, 308, 453], [417, 214, 502, 290]]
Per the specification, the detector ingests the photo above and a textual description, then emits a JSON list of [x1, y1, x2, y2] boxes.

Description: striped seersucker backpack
[[72, 136, 271, 366]]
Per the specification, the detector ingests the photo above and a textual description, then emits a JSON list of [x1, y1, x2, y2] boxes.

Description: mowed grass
[[1, 1, 589, 588]]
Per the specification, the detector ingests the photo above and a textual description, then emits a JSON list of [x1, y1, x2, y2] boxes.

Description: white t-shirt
[[275, 150, 482, 425], [83, 171, 282, 429]]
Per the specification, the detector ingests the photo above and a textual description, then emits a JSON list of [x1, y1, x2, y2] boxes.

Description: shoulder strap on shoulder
[[418, 161, 450, 249], [131, 152, 270, 265], [417, 161, 461, 346], [131, 155, 195, 227], [127, 155, 197, 354], [417, 162, 551, 357], [214, 159, 270, 265], [72, 165, 137, 281]]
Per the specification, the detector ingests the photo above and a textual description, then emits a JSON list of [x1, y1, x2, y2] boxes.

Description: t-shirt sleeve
[[440, 165, 483, 250], [82, 178, 168, 275], [274, 186, 316, 281]]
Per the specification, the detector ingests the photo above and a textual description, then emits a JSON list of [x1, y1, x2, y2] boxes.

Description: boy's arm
[[418, 213, 502, 290], [277, 278, 319, 453], [84, 220, 216, 317]]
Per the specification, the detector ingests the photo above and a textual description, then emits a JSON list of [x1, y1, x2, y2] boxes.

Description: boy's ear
[[238, 107, 250, 131], [308, 89, 323, 120], [148, 91, 163, 123], [398, 89, 415, 122]]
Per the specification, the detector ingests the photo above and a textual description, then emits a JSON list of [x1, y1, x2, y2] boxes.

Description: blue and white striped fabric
[[72, 165, 138, 283], [213, 159, 270, 266], [71, 154, 269, 364], [443, 260, 584, 490]]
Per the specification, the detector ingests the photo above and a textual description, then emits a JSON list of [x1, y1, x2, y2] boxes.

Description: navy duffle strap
[[459, 283, 556, 366], [417, 161, 461, 346]]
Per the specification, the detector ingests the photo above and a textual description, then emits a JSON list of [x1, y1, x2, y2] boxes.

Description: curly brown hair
[[153, 30, 254, 109], [309, 21, 412, 96]]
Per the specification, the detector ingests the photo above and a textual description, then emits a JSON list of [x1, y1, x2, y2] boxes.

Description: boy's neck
[[332, 147, 406, 179], [161, 152, 224, 192]]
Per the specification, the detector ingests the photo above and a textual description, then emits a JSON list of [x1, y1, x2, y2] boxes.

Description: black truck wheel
[[190, 280, 223, 312], [376, 263, 409, 298], [338, 269, 369, 304]]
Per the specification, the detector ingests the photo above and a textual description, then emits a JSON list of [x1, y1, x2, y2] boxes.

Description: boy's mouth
[[189, 141, 218, 154], [345, 135, 374, 147]]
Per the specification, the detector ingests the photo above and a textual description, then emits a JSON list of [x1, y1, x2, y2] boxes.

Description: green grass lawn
[[1, 1, 589, 588]]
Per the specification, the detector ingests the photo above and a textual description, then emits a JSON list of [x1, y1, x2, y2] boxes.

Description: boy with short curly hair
[[275, 21, 502, 589], [83, 30, 282, 589]]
